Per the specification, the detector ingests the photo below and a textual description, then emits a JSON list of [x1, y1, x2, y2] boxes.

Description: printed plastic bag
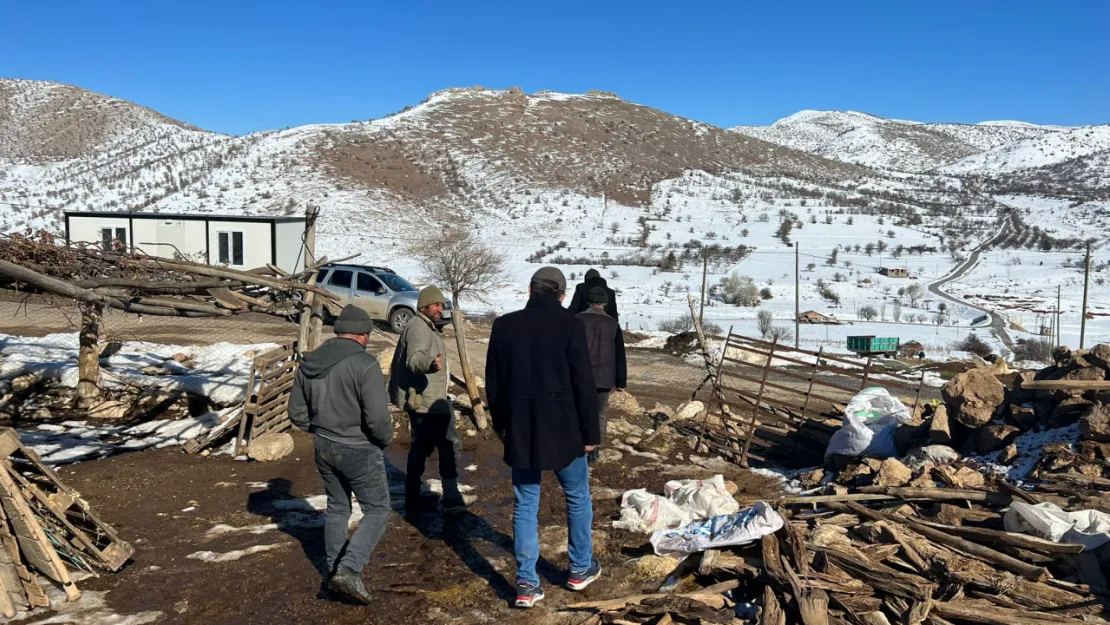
[[663, 475, 740, 520], [825, 387, 911, 460], [613, 489, 694, 533], [650, 502, 784, 556], [1004, 502, 1110, 550]]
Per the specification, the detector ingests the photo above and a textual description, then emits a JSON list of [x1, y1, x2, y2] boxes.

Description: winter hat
[[417, 285, 446, 310], [587, 286, 608, 305], [585, 268, 601, 280], [531, 266, 567, 293], [335, 305, 373, 336]]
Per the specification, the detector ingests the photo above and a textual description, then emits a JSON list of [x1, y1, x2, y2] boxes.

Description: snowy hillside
[[732, 110, 1062, 173], [940, 125, 1110, 175], [1, 78, 1108, 352]]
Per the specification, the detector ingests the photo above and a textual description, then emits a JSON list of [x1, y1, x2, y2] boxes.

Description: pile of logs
[[569, 480, 1110, 625], [0, 428, 132, 616], [0, 231, 339, 318]]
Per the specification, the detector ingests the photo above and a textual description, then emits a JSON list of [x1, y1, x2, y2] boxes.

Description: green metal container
[[847, 335, 900, 355]]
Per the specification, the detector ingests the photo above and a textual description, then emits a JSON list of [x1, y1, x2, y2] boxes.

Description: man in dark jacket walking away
[[387, 286, 464, 515], [576, 287, 627, 464], [288, 305, 393, 605], [485, 267, 602, 608], [568, 268, 619, 321]]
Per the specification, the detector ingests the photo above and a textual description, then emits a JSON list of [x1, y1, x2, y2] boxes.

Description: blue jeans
[[511, 455, 593, 587]]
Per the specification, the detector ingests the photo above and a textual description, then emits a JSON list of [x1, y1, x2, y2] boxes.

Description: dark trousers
[[597, 389, 611, 444], [405, 411, 462, 495], [313, 437, 391, 577]]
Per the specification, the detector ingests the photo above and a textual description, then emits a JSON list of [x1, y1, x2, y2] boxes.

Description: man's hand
[[430, 353, 443, 372], [585, 445, 597, 453]]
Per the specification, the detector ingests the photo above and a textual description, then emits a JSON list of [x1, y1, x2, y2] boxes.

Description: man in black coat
[[485, 267, 602, 608], [568, 269, 619, 321], [576, 287, 627, 463]]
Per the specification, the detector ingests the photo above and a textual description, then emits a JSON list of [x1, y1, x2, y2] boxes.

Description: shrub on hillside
[[1013, 338, 1053, 363], [957, 334, 993, 358]]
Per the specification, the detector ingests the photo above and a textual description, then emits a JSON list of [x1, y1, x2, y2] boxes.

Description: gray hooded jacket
[[288, 337, 394, 448]]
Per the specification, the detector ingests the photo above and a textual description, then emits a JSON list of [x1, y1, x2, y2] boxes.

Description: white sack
[[1004, 502, 1110, 550], [613, 474, 739, 533], [650, 502, 784, 557], [825, 387, 911, 460]]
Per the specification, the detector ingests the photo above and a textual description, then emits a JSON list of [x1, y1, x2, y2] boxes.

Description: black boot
[[328, 568, 372, 604], [404, 483, 424, 520]]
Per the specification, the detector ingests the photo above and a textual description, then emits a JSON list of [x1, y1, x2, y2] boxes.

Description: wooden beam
[[1018, 380, 1110, 390]]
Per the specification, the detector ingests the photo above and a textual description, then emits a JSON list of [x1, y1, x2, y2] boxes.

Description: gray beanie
[[587, 286, 608, 304], [334, 305, 373, 335], [531, 266, 567, 293]]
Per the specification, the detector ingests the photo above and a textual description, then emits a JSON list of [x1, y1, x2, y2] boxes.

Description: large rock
[[998, 444, 1019, 465], [836, 463, 873, 486], [248, 432, 295, 462], [650, 403, 676, 420], [797, 468, 825, 489], [1087, 344, 1110, 370], [1080, 404, 1110, 442], [1051, 397, 1093, 428], [1008, 403, 1038, 431], [875, 458, 912, 487], [607, 418, 646, 438], [942, 368, 1005, 428], [934, 465, 986, 489], [675, 401, 705, 421], [929, 404, 952, 445], [596, 449, 623, 464], [11, 374, 38, 393], [979, 424, 1021, 454], [608, 391, 642, 416]]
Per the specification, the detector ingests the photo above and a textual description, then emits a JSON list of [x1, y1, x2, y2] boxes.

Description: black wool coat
[[576, 308, 627, 391], [485, 296, 600, 471], [568, 277, 619, 321]]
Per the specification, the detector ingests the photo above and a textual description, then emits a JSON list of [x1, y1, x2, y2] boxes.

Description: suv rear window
[[328, 270, 353, 289]]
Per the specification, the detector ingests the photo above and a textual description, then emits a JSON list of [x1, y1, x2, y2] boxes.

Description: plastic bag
[[1004, 502, 1110, 550], [825, 387, 911, 460], [650, 502, 784, 556], [613, 475, 739, 533]]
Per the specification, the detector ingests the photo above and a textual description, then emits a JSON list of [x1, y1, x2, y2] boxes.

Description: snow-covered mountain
[[2, 78, 1109, 347], [731, 110, 1067, 173]]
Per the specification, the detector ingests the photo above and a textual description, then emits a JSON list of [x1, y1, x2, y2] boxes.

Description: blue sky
[[2, 0, 1107, 135]]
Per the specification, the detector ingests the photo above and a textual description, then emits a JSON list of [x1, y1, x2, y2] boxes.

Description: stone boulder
[[934, 465, 986, 489], [1008, 403, 1037, 431], [998, 444, 1019, 465], [1087, 344, 1110, 370], [797, 468, 826, 489], [1051, 397, 1093, 428], [874, 458, 912, 487], [608, 391, 642, 416], [836, 463, 873, 486], [248, 432, 295, 462], [979, 424, 1021, 454], [650, 404, 676, 420], [11, 374, 38, 393], [675, 401, 705, 422], [942, 369, 1005, 428], [596, 449, 623, 464], [928, 404, 952, 445], [1080, 404, 1110, 442]]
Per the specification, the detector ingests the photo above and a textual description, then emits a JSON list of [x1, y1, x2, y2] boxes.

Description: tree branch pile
[[0, 231, 338, 318]]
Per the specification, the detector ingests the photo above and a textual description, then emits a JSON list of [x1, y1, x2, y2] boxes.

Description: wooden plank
[[0, 430, 19, 460], [206, 287, 248, 311], [0, 466, 78, 600], [1019, 380, 1110, 390], [911, 518, 1085, 555], [740, 337, 777, 465], [255, 377, 295, 406], [260, 359, 297, 385], [0, 484, 45, 608]]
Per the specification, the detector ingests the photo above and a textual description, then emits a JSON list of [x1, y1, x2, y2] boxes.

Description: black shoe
[[568, 560, 602, 591], [514, 581, 545, 608], [328, 568, 372, 605]]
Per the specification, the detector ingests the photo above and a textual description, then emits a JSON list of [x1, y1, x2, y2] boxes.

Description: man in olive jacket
[[288, 305, 392, 605], [485, 267, 602, 608], [388, 285, 464, 514]]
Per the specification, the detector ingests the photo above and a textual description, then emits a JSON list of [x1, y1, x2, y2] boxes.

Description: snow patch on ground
[[17, 588, 162, 625], [971, 423, 1081, 481], [186, 543, 287, 563]]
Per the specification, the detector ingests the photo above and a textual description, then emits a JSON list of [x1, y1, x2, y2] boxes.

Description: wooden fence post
[[451, 311, 488, 430], [76, 303, 103, 406]]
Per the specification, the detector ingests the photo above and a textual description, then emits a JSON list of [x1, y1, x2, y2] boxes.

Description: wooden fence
[[697, 331, 926, 467]]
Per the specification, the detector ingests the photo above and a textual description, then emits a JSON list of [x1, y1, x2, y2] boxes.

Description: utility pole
[[794, 242, 800, 349], [1081, 241, 1092, 349], [699, 249, 709, 325], [1056, 285, 1061, 349]]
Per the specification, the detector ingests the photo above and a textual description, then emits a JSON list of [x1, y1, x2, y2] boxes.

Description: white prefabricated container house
[[63, 211, 309, 273]]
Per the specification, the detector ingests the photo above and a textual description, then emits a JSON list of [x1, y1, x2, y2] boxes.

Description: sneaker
[[567, 560, 602, 591], [514, 582, 545, 608], [327, 568, 372, 605]]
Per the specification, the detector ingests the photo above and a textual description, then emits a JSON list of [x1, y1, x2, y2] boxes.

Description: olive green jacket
[[388, 313, 451, 414]]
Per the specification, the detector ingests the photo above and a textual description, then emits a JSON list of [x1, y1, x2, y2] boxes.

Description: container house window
[[100, 227, 127, 251], [218, 231, 245, 266]]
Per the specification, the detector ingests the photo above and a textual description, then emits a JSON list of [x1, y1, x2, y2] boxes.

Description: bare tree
[[859, 305, 878, 321], [905, 283, 925, 308], [892, 300, 903, 322], [757, 309, 774, 338], [409, 228, 509, 430]]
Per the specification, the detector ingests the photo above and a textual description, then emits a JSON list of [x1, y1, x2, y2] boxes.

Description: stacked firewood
[[570, 481, 1110, 625], [0, 231, 340, 317]]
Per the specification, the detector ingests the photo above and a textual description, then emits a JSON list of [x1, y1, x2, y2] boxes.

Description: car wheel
[[390, 308, 414, 334]]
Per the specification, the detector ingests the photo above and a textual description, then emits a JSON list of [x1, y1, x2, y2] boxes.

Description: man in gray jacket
[[288, 305, 392, 605], [388, 285, 465, 515]]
